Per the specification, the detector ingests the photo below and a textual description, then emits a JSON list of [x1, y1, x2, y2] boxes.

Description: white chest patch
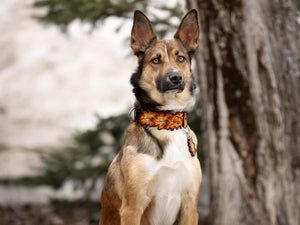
[[142, 129, 195, 225]]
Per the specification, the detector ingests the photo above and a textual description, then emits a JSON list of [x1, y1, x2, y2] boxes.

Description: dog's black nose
[[169, 71, 183, 85], [156, 71, 185, 93]]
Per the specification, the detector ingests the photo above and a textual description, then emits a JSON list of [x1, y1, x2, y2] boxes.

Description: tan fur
[[139, 39, 194, 110], [99, 10, 201, 225]]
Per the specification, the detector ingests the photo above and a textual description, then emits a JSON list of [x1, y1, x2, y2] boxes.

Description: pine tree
[[32, 0, 185, 37]]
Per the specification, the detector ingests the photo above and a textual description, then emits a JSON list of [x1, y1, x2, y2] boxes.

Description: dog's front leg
[[178, 160, 201, 225], [177, 193, 199, 225], [119, 170, 152, 225], [120, 205, 143, 225], [119, 150, 151, 225], [120, 189, 150, 225]]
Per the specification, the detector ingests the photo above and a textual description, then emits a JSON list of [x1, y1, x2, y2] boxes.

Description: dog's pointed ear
[[131, 10, 157, 55], [174, 9, 199, 55]]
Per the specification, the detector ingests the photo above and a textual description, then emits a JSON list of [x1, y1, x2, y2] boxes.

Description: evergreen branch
[[32, 0, 184, 37]]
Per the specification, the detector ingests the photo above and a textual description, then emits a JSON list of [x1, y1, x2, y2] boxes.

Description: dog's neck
[[130, 108, 188, 131], [129, 107, 197, 156]]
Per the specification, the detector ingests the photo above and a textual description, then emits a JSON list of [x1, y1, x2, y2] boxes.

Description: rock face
[[0, 0, 135, 177]]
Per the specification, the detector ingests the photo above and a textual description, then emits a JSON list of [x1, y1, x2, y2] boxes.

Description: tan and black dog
[[99, 9, 201, 225]]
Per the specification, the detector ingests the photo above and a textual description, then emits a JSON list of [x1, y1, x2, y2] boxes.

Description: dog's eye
[[151, 58, 161, 64], [177, 56, 186, 63]]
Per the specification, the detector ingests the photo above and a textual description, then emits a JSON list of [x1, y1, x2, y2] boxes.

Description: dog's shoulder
[[120, 123, 171, 159]]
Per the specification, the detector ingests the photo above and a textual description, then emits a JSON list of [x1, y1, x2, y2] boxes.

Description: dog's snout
[[169, 71, 183, 85], [156, 71, 185, 93]]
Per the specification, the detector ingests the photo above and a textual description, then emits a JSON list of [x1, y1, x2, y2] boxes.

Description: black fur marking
[[130, 56, 162, 111], [130, 56, 144, 92], [148, 37, 157, 48], [188, 51, 194, 61], [141, 127, 166, 160]]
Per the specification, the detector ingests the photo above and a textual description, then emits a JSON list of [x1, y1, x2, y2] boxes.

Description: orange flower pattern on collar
[[136, 110, 187, 131]]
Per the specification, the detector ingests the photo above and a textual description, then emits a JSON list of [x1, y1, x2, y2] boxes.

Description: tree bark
[[187, 0, 300, 224]]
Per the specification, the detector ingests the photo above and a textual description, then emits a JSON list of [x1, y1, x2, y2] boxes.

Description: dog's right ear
[[131, 11, 156, 55]]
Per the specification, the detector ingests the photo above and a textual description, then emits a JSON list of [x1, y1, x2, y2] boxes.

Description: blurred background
[[0, 0, 299, 225]]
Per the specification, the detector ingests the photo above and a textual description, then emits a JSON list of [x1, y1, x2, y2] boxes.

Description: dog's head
[[130, 10, 199, 112]]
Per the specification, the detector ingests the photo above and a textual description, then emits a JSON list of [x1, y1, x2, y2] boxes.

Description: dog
[[99, 9, 201, 225]]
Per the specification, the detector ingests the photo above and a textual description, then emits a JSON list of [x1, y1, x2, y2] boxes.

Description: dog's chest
[[142, 129, 195, 225]]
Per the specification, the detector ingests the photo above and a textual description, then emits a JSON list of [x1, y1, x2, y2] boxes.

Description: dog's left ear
[[174, 9, 199, 55], [131, 11, 157, 55]]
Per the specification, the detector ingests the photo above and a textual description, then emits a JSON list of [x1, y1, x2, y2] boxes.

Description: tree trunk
[[187, 0, 300, 224]]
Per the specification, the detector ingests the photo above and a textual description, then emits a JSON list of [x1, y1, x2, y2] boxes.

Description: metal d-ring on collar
[[128, 107, 137, 122]]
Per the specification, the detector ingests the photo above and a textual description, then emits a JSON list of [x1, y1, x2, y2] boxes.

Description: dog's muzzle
[[156, 71, 185, 93]]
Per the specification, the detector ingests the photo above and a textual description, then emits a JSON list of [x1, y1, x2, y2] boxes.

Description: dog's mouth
[[157, 82, 185, 93], [156, 71, 185, 93]]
